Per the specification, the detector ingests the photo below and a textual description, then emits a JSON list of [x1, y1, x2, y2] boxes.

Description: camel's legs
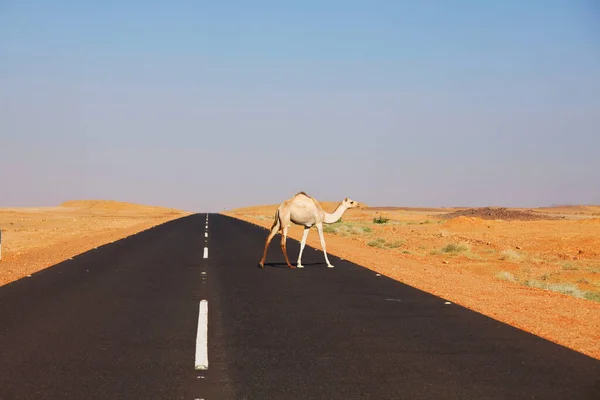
[[296, 227, 311, 268], [280, 225, 295, 268], [316, 223, 334, 268], [258, 216, 280, 268]]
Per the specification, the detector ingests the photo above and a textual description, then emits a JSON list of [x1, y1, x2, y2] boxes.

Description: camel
[[258, 192, 360, 269]]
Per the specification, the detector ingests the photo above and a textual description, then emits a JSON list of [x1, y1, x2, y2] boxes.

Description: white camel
[[258, 192, 359, 269]]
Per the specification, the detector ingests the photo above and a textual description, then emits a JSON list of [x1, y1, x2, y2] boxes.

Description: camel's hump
[[295, 191, 309, 197]]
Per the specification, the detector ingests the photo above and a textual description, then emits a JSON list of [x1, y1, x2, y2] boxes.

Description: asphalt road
[[0, 213, 598, 400]]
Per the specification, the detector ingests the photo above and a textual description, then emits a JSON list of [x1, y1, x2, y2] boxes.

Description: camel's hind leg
[[258, 212, 280, 268], [280, 225, 295, 269]]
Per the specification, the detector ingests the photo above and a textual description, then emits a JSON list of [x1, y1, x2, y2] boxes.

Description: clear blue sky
[[1, 1, 599, 212]]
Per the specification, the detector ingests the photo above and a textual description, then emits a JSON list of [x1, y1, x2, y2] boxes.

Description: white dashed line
[[203, 247, 208, 258], [195, 300, 209, 370], [205, 232, 208, 238]]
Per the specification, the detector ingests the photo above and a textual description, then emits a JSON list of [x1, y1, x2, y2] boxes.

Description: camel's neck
[[324, 203, 348, 224]]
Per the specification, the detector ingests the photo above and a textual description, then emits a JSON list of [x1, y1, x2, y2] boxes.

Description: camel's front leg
[[296, 227, 310, 268], [316, 223, 334, 268]]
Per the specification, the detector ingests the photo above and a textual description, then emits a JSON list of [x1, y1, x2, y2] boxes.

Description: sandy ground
[[0, 200, 191, 285], [222, 201, 600, 360]]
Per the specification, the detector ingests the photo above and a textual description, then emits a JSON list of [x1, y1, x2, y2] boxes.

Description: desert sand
[[223, 201, 600, 360], [1, 198, 598, 361]]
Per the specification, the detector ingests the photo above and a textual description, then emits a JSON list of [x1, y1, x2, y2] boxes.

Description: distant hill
[[60, 200, 188, 214]]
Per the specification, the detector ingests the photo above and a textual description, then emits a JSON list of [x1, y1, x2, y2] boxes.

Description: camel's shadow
[[260, 262, 323, 269]]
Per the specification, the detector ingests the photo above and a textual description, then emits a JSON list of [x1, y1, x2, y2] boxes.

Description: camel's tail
[[270, 208, 281, 232]]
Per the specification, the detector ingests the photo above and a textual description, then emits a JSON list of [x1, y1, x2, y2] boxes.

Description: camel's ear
[[344, 197, 348, 202]]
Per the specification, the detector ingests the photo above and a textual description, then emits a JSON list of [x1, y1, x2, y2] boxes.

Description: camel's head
[[343, 197, 360, 209]]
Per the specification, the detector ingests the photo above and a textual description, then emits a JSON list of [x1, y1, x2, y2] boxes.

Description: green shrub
[[584, 292, 600, 302], [373, 216, 390, 224], [441, 242, 470, 253]]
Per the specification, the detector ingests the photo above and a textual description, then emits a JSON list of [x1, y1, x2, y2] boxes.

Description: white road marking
[[203, 247, 208, 258], [205, 232, 208, 238], [444, 301, 452, 305], [195, 300, 209, 370]]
